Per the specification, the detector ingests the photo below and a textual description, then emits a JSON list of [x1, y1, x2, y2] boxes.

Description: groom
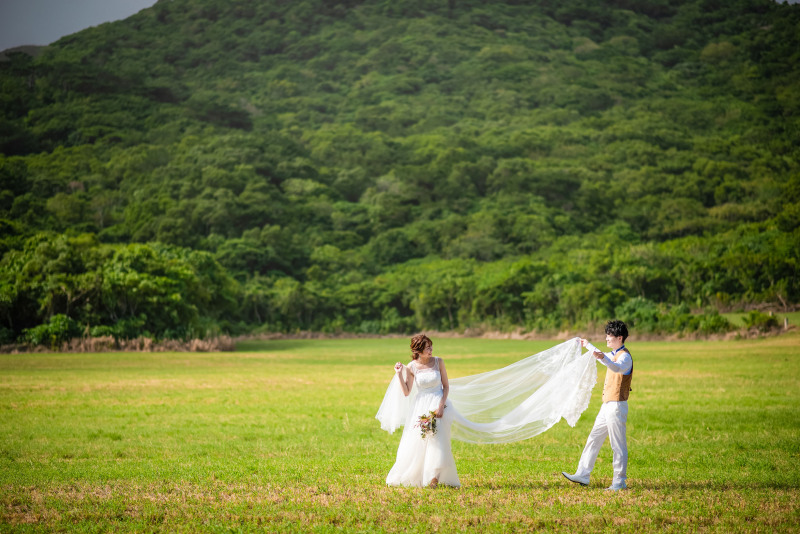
[[562, 319, 632, 491]]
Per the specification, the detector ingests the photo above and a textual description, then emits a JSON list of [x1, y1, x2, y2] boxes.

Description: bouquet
[[415, 410, 438, 439]]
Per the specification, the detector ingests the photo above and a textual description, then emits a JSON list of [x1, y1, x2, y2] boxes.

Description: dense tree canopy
[[1, 0, 799, 343]]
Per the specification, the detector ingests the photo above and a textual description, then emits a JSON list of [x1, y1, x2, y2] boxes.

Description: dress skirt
[[385, 387, 460, 488]]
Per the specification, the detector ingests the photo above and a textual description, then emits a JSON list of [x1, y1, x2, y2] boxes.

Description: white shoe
[[561, 472, 590, 486], [605, 481, 627, 491]]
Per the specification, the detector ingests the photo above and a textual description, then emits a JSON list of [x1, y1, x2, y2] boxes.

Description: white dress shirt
[[585, 343, 632, 376]]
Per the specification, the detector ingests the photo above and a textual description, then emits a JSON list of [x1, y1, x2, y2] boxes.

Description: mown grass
[[1, 334, 799, 532]]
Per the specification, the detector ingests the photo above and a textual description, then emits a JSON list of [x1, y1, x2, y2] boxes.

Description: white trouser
[[575, 400, 628, 485]]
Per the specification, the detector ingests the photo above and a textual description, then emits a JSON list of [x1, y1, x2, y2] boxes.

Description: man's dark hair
[[605, 320, 628, 343]]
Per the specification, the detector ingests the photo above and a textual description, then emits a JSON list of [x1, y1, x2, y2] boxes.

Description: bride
[[377, 334, 597, 488], [385, 334, 459, 488]]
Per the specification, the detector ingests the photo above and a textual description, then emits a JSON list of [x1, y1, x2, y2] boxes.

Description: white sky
[[0, 0, 158, 51]]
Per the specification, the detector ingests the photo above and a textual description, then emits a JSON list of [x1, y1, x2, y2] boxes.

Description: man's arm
[[584, 341, 609, 359], [584, 342, 632, 375]]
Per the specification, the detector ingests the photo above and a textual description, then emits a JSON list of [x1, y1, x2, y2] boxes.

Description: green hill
[[1, 0, 798, 343]]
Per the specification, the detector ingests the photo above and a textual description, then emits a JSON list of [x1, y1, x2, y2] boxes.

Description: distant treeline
[[1, 0, 798, 344], [2, 226, 793, 345]]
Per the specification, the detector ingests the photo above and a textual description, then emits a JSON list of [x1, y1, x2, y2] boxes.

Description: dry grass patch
[[3, 481, 798, 532]]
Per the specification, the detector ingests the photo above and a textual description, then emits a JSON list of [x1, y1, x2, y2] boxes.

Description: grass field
[[1, 334, 799, 532], [721, 311, 800, 329]]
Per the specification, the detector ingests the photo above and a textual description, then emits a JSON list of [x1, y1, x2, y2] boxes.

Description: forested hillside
[[1, 0, 799, 344]]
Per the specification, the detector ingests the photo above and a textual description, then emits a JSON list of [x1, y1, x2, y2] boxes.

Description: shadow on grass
[[464, 478, 799, 491], [631, 479, 800, 491], [234, 339, 315, 352]]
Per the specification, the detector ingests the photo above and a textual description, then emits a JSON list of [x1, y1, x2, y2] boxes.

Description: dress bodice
[[412, 358, 443, 393]]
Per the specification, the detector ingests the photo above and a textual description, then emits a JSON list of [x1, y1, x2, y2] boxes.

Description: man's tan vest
[[602, 348, 633, 403]]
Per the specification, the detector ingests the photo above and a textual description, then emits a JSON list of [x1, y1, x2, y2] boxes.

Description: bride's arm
[[437, 359, 449, 418], [396, 362, 415, 396]]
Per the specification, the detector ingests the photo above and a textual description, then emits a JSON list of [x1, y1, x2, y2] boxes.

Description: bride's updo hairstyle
[[410, 334, 432, 360]]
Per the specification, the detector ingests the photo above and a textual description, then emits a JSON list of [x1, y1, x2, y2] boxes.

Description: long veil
[[375, 337, 597, 444]]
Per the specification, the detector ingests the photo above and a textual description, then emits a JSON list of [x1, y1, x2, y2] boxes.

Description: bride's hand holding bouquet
[[416, 410, 438, 438]]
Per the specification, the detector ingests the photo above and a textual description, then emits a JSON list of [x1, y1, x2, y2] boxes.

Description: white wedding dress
[[377, 338, 597, 488], [385, 357, 460, 488]]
